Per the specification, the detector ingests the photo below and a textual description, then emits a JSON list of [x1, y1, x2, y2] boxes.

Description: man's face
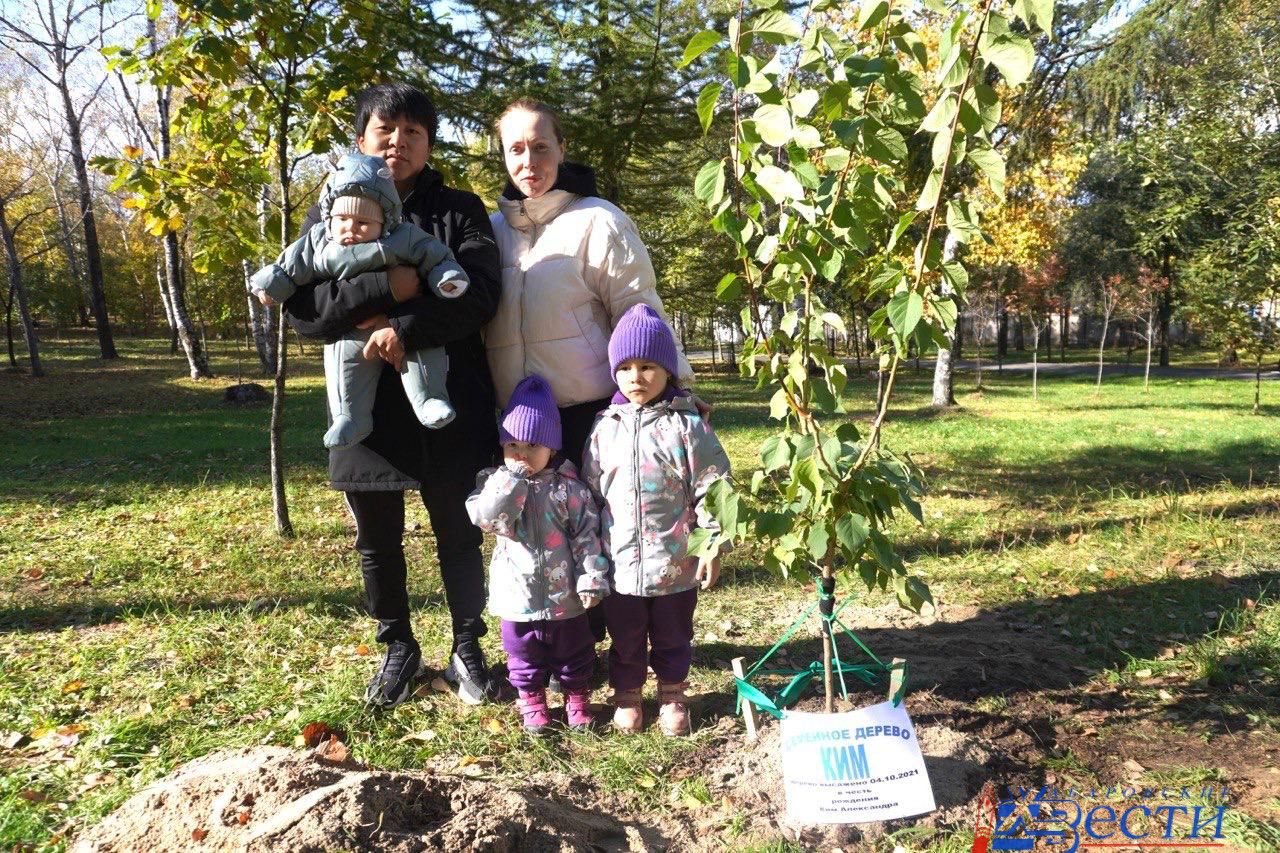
[[357, 113, 431, 185]]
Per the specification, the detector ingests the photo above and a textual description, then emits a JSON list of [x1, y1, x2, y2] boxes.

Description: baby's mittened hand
[[255, 290, 275, 307], [579, 591, 603, 610], [696, 555, 721, 590], [504, 459, 534, 478]]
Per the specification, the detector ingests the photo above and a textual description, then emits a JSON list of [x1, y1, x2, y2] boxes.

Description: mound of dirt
[[71, 746, 673, 853], [693, 707, 1000, 848]]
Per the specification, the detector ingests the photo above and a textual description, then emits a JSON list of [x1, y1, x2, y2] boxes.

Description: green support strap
[[733, 583, 909, 720]]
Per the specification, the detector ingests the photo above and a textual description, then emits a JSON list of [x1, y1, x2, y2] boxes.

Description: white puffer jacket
[[486, 164, 694, 408]]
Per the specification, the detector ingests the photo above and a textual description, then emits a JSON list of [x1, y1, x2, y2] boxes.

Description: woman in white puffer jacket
[[486, 98, 695, 474]]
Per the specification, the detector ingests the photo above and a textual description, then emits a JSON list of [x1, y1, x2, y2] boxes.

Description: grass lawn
[[2, 335, 1279, 850]]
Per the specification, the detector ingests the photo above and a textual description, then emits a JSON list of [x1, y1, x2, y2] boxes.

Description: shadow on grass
[[905, 493, 1280, 561], [692, 570, 1280, 745], [0, 586, 449, 634], [927, 437, 1280, 509]]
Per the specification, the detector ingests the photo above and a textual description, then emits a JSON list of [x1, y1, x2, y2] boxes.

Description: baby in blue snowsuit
[[248, 152, 467, 447]]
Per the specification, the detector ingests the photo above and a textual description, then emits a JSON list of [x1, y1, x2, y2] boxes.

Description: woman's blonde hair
[[495, 98, 565, 145]]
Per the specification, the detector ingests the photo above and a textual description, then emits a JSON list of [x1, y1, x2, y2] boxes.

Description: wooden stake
[[731, 657, 758, 741], [887, 658, 907, 705]]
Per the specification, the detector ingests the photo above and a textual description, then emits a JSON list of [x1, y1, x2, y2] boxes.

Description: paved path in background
[[686, 350, 1280, 381]]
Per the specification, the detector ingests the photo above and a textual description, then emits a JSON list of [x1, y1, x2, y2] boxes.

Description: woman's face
[[498, 109, 564, 199]]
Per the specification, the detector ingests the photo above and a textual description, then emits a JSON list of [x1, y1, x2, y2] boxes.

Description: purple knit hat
[[499, 374, 561, 450], [608, 304, 680, 379]]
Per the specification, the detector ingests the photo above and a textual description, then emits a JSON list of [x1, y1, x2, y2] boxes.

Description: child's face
[[330, 213, 381, 246], [615, 358, 669, 405], [503, 440, 554, 474]]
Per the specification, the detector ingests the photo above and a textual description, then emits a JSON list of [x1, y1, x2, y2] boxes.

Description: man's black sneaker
[[444, 639, 497, 705], [364, 639, 422, 708]]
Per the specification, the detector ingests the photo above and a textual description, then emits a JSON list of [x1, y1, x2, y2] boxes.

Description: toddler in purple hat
[[581, 304, 732, 736], [465, 374, 610, 735]]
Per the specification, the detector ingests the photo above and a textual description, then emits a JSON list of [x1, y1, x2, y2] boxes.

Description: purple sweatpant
[[500, 613, 595, 693], [604, 588, 698, 690]]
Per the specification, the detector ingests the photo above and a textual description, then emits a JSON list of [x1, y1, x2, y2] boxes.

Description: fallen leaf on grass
[[61, 680, 86, 695], [430, 677, 451, 693], [26, 567, 45, 580], [237, 810, 250, 825], [457, 755, 480, 768], [176, 694, 196, 709], [355, 644, 370, 657], [1133, 669, 1153, 679], [1123, 759, 1146, 775], [400, 730, 437, 743], [18, 789, 47, 803], [301, 721, 346, 747], [483, 718, 504, 735], [313, 736, 349, 763], [1, 731, 28, 750], [1243, 598, 1257, 611], [81, 773, 114, 791], [1206, 572, 1231, 589], [192, 828, 208, 841], [1158, 689, 1174, 701]]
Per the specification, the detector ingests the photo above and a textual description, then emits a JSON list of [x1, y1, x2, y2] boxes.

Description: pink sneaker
[[516, 690, 551, 736], [564, 689, 594, 731]]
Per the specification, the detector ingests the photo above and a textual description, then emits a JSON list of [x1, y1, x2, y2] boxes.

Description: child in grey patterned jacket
[[582, 304, 732, 737], [466, 374, 611, 735], [248, 151, 467, 448]]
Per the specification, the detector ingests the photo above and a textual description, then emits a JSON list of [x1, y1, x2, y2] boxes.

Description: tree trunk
[[48, 176, 90, 327], [5, 280, 16, 368], [1077, 311, 1089, 348], [1013, 315, 1025, 351], [820, 570, 835, 714], [1143, 308, 1154, 392], [1, 203, 43, 377], [1158, 253, 1173, 367], [150, 42, 212, 380], [157, 254, 179, 353], [1094, 312, 1110, 395], [1255, 355, 1263, 415], [1032, 326, 1040, 400], [270, 97, 295, 538], [1059, 304, 1067, 362], [997, 295, 1008, 365], [163, 231, 211, 378], [59, 78, 116, 359]]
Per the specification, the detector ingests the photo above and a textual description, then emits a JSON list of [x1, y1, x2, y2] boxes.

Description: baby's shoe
[[657, 681, 691, 737], [611, 687, 644, 734], [564, 689, 594, 731], [516, 689, 552, 736]]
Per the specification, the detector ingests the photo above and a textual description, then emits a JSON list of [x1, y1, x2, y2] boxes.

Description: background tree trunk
[[0, 203, 44, 377], [60, 81, 116, 359]]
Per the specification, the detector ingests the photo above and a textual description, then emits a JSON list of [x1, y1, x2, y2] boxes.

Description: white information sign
[[779, 700, 935, 824]]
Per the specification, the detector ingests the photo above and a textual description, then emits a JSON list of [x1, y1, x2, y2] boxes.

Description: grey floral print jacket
[[466, 459, 610, 622], [581, 395, 731, 598]]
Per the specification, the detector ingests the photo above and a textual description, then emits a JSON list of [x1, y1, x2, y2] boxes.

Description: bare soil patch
[[71, 746, 680, 852]]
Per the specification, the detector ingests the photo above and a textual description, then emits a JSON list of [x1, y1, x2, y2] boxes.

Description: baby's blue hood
[[320, 152, 402, 225]]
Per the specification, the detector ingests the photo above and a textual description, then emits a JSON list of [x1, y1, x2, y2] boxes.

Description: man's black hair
[[355, 83, 439, 145]]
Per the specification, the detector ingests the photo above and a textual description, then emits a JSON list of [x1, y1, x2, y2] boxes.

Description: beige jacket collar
[[497, 189, 579, 231]]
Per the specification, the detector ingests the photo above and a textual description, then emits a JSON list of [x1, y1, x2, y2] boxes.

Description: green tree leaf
[[694, 159, 726, 208], [753, 103, 793, 146], [755, 165, 803, 203], [979, 31, 1034, 87], [887, 290, 924, 337], [697, 82, 722, 134], [967, 145, 1006, 197], [835, 513, 870, 555], [680, 30, 722, 68]]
